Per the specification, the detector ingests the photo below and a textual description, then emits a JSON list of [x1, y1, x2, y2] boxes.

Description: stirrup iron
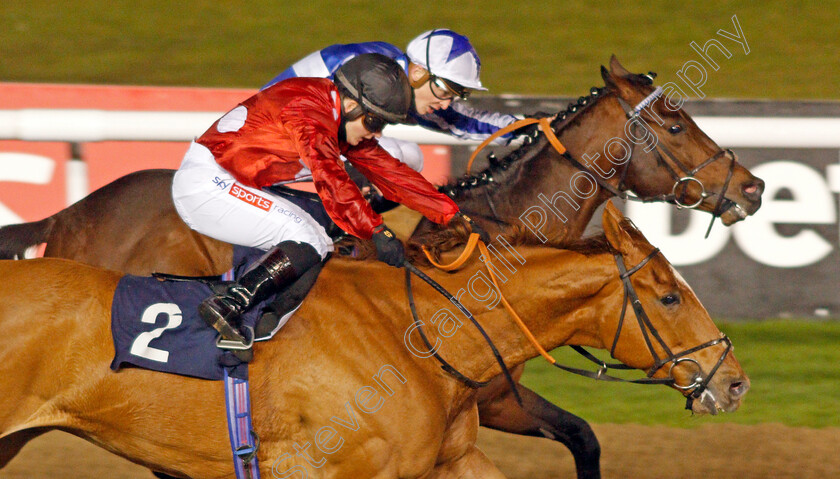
[[216, 326, 255, 351]]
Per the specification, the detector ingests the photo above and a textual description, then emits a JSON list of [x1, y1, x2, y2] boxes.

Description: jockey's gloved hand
[[453, 213, 491, 243], [371, 224, 405, 267], [345, 164, 374, 199]]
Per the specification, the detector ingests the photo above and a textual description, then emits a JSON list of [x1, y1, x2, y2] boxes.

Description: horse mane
[[333, 214, 628, 267], [438, 85, 611, 201]]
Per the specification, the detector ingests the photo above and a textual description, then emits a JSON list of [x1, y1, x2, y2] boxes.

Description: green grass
[[2, 1, 839, 99], [520, 320, 840, 428]]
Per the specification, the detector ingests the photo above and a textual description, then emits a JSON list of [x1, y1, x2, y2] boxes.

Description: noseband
[[614, 88, 738, 236], [404, 238, 732, 408], [610, 247, 732, 403]]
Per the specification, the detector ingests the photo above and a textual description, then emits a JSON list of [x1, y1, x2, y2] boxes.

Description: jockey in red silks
[[172, 53, 480, 348]]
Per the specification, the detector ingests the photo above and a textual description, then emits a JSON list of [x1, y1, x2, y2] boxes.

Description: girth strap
[[224, 369, 261, 479]]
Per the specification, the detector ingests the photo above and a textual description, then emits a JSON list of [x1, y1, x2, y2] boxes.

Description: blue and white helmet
[[405, 29, 487, 92]]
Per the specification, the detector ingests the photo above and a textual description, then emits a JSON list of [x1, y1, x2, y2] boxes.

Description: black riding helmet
[[333, 53, 413, 133]]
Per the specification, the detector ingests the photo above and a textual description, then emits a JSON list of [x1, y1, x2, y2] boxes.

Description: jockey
[[264, 29, 536, 174], [172, 54, 480, 347]]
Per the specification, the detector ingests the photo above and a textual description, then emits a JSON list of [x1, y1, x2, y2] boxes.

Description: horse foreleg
[[479, 385, 601, 479]]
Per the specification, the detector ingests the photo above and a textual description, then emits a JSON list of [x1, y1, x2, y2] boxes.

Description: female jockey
[[264, 29, 542, 173], [172, 54, 477, 347]]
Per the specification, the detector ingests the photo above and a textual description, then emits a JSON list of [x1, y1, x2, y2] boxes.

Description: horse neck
[[461, 92, 629, 241], [426, 247, 619, 382]]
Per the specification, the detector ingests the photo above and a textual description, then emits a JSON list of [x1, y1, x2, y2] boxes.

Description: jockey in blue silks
[[264, 29, 538, 174]]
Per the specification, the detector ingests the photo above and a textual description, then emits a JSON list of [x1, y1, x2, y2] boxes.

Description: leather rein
[[410, 237, 732, 409], [466, 84, 739, 238]]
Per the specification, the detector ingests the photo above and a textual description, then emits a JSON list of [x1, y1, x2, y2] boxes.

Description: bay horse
[[0, 56, 762, 479], [0, 203, 749, 478]]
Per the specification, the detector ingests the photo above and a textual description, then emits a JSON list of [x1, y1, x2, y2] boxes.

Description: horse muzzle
[[686, 374, 750, 415], [717, 176, 764, 226], [713, 151, 765, 225]]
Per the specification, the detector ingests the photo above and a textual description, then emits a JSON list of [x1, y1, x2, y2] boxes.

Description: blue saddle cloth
[[108, 187, 336, 383], [109, 273, 265, 380]]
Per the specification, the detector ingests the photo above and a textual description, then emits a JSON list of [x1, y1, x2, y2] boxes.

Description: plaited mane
[[438, 86, 610, 201]]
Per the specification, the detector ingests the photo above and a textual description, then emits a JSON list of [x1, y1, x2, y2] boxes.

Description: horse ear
[[602, 201, 654, 257], [601, 200, 628, 248], [600, 64, 616, 90], [609, 55, 631, 78], [603, 200, 623, 222]]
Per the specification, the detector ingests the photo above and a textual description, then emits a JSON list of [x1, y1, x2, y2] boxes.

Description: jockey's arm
[[282, 116, 385, 240], [413, 101, 520, 144], [345, 141, 459, 226]]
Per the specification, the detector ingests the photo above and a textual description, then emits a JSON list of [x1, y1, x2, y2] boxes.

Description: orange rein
[[421, 235, 558, 365], [422, 116, 567, 362], [466, 117, 567, 174], [421, 117, 568, 362]]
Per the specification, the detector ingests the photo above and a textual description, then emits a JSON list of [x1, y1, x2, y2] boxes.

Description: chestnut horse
[[0, 204, 749, 478], [0, 57, 763, 479]]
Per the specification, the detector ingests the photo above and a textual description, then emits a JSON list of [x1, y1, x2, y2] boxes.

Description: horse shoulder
[[248, 258, 487, 476]]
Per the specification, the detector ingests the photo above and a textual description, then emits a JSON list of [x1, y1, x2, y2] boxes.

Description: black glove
[[345, 164, 372, 193], [454, 213, 491, 243], [371, 224, 405, 267], [369, 194, 400, 214]]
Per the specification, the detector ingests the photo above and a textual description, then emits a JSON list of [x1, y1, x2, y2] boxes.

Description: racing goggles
[[362, 112, 388, 134], [430, 75, 470, 101]]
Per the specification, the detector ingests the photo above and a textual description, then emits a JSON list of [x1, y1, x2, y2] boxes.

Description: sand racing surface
[[2, 423, 838, 478]]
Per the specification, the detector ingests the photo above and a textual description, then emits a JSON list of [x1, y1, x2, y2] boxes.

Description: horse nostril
[[730, 380, 750, 399], [742, 179, 765, 201]]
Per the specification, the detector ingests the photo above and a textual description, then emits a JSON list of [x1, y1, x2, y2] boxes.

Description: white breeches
[[172, 142, 333, 259]]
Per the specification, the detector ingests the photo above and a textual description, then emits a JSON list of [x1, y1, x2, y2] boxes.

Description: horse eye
[[668, 124, 683, 134], [660, 293, 680, 306]]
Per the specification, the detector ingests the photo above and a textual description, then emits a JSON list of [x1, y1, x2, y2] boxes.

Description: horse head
[[598, 201, 750, 414], [600, 56, 764, 225]]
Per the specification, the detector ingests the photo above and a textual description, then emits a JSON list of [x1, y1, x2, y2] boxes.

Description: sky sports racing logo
[[229, 184, 272, 211]]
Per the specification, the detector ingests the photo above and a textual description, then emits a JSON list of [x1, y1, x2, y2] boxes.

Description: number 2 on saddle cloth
[[110, 182, 356, 380]]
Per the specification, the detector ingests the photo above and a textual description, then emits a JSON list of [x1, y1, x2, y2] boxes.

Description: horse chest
[[435, 403, 480, 464]]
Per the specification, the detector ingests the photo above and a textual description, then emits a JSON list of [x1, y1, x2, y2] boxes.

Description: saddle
[[109, 178, 367, 380], [110, 247, 323, 380]]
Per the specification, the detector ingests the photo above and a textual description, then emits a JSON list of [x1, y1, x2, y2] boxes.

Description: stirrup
[[216, 325, 255, 351]]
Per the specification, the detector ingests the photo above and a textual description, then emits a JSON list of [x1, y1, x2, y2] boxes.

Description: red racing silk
[[197, 77, 458, 239]]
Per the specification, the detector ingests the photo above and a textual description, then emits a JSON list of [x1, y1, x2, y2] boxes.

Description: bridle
[[403, 262, 521, 405], [607, 247, 732, 406], [547, 247, 732, 409], [462, 82, 742, 238], [405, 240, 733, 409], [615, 86, 737, 234], [557, 85, 738, 237]]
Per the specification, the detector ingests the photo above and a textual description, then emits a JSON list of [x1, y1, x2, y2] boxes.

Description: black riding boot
[[199, 241, 321, 347]]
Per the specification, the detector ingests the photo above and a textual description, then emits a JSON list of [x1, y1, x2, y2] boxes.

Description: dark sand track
[[2, 423, 838, 478]]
